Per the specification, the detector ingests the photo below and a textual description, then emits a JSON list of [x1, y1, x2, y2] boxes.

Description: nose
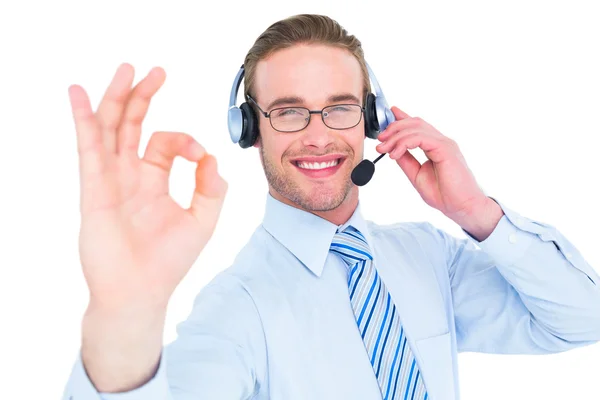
[[300, 114, 335, 149]]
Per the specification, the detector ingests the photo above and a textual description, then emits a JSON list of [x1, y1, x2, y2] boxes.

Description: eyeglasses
[[247, 95, 365, 133]]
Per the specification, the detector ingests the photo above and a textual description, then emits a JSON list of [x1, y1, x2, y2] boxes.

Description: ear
[[253, 134, 261, 148]]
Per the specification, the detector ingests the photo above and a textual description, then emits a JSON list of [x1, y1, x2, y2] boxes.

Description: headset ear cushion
[[364, 93, 380, 139], [239, 102, 259, 148]]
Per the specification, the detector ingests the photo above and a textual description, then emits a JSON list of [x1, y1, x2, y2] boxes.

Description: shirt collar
[[261, 193, 374, 277]]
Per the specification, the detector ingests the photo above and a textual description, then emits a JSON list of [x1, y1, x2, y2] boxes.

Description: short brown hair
[[243, 14, 370, 103]]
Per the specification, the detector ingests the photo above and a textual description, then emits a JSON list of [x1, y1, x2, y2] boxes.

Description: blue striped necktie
[[330, 226, 428, 400]]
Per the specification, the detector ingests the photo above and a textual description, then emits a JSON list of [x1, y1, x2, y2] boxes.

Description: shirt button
[[508, 233, 518, 244]]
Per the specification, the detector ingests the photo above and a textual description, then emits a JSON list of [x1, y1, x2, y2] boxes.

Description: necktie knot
[[330, 226, 373, 268]]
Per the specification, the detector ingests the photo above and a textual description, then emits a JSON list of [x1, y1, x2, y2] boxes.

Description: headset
[[227, 62, 396, 148]]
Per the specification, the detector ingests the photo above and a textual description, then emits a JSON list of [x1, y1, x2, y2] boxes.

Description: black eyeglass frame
[[246, 95, 366, 133]]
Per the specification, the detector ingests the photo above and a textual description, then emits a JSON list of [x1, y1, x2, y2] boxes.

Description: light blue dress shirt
[[63, 194, 600, 400]]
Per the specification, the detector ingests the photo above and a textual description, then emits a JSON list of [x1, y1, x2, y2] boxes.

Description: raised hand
[[68, 63, 228, 311], [376, 106, 502, 240]]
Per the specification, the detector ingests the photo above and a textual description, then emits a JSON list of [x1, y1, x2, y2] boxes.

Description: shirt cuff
[[461, 197, 537, 266], [62, 350, 171, 400], [463, 196, 600, 286]]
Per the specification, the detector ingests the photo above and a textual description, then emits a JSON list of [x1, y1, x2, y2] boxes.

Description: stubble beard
[[260, 145, 355, 212]]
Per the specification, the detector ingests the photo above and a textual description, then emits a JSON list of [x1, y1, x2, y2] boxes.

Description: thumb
[[188, 154, 228, 225]]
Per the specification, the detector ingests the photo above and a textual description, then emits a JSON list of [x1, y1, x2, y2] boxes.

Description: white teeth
[[297, 159, 339, 170]]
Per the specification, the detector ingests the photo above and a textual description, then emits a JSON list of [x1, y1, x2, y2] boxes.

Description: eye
[[326, 105, 356, 115], [275, 108, 302, 117]]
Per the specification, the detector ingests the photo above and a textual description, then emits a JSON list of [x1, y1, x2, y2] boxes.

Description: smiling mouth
[[294, 158, 342, 170]]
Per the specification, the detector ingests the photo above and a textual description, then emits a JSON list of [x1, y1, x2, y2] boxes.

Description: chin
[[293, 178, 354, 212]]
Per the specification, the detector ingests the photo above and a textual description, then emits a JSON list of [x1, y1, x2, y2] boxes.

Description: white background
[[1, 0, 598, 398]]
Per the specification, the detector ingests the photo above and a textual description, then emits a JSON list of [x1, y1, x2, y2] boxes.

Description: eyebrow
[[266, 96, 303, 110], [266, 93, 362, 111], [328, 93, 361, 105]]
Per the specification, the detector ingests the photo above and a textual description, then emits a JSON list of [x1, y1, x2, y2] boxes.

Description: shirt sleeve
[[62, 273, 267, 400], [62, 350, 172, 400], [438, 197, 600, 354]]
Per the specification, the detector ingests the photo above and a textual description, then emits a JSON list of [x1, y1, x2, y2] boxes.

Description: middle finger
[[117, 67, 167, 156], [95, 63, 135, 153]]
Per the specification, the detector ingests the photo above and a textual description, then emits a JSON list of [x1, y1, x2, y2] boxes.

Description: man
[[63, 14, 600, 400]]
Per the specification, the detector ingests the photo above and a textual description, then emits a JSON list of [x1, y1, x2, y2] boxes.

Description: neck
[[269, 187, 359, 226]]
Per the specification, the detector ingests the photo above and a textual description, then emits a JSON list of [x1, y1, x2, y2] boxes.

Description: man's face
[[253, 44, 365, 212]]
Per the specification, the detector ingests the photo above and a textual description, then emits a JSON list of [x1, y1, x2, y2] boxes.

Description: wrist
[[452, 197, 504, 242], [85, 295, 169, 321], [81, 301, 167, 392], [83, 299, 168, 345]]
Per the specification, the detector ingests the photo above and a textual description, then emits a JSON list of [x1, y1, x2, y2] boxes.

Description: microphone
[[351, 153, 386, 186]]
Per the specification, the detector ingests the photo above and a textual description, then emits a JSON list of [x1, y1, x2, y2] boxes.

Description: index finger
[[391, 106, 411, 119]]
